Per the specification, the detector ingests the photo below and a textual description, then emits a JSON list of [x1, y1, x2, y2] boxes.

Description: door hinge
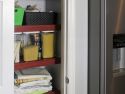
[[65, 76, 69, 84]]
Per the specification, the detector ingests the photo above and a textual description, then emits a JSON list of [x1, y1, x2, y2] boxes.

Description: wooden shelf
[[15, 25, 59, 32], [46, 90, 60, 94], [15, 58, 60, 71]]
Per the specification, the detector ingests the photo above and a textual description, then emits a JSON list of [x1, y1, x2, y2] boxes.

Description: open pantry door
[[0, 0, 14, 93], [66, 0, 88, 94]]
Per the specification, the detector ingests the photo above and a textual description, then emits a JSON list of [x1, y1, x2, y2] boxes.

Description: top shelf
[[15, 25, 60, 32]]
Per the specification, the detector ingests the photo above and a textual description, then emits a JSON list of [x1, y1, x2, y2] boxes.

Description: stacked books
[[14, 67, 52, 94]]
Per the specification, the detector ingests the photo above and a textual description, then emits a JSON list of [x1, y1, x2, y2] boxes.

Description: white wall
[[16, 0, 46, 12]]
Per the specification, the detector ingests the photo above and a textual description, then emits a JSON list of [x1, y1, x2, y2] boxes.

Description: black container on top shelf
[[24, 12, 57, 25]]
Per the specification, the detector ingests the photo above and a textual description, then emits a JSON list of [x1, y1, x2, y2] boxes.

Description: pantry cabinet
[[0, 0, 88, 94]]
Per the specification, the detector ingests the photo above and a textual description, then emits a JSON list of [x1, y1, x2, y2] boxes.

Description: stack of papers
[[14, 68, 52, 94]]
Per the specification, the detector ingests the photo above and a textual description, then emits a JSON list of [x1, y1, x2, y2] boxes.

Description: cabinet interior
[[14, 0, 62, 93]]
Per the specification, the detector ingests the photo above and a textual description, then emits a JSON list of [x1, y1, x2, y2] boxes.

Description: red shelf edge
[[46, 90, 60, 94], [14, 58, 60, 71], [15, 25, 60, 32]]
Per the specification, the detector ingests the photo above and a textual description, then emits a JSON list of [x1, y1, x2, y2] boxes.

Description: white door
[[0, 0, 14, 93], [66, 0, 88, 94]]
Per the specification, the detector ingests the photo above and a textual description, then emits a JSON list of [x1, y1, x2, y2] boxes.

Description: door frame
[[88, 0, 113, 94], [0, 0, 14, 94], [100, 0, 112, 94], [88, 0, 101, 94], [64, 0, 88, 94]]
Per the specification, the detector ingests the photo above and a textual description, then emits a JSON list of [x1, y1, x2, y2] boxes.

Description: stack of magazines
[[14, 67, 52, 94]]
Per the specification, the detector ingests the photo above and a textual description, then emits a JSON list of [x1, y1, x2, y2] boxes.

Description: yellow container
[[42, 32, 55, 58], [23, 45, 38, 61]]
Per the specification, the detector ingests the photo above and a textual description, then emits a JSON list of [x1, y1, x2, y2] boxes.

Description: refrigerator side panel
[[88, 0, 100, 94]]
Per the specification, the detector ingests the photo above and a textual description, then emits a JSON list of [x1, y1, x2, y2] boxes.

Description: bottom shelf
[[46, 90, 60, 94]]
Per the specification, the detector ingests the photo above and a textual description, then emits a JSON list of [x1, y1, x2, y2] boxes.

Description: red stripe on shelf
[[15, 58, 60, 71], [15, 25, 58, 32]]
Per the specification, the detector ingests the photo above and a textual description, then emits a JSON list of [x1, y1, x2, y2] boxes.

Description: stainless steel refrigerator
[[89, 0, 125, 94]]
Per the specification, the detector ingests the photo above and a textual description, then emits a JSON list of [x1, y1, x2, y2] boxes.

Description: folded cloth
[[15, 76, 52, 85], [15, 68, 52, 85], [15, 74, 52, 80], [15, 67, 52, 79], [19, 80, 52, 88], [26, 90, 47, 94], [15, 89, 47, 94], [20, 67, 51, 75], [14, 68, 53, 94], [15, 85, 52, 94]]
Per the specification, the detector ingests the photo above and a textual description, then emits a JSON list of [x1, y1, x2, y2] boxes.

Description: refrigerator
[[89, 0, 125, 94], [0, 0, 88, 94]]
